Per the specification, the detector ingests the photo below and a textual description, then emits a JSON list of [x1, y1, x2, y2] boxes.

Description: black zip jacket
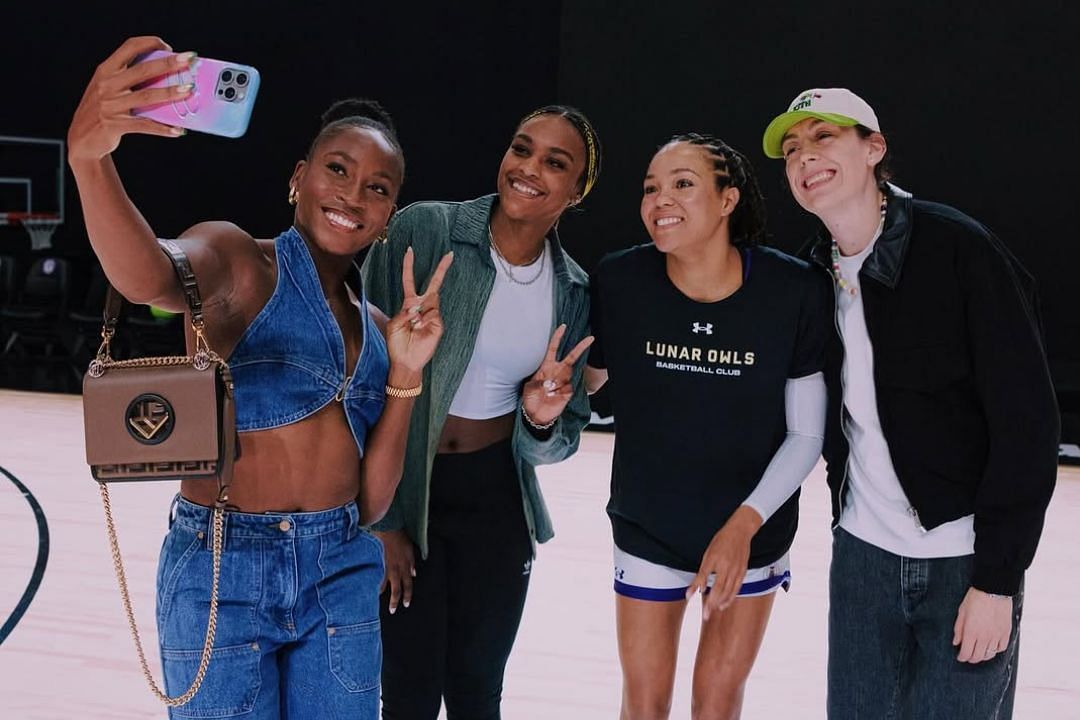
[[802, 184, 1059, 596]]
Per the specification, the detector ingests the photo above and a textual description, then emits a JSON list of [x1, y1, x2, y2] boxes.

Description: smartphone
[[132, 50, 260, 138]]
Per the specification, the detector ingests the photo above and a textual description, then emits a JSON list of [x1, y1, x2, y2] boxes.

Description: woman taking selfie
[[68, 35, 450, 719]]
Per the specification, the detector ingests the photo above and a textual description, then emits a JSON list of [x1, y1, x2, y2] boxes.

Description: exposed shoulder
[[367, 301, 390, 336], [174, 221, 275, 313], [175, 221, 271, 267], [178, 220, 255, 245]]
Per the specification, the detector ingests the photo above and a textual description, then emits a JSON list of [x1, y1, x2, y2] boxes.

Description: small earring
[[288, 186, 298, 206], [376, 227, 389, 244]]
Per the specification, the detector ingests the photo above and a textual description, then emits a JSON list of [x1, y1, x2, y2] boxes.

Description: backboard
[[0, 136, 65, 248]]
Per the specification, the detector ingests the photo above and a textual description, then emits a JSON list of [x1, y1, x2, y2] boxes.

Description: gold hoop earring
[[376, 227, 389, 244], [288, 186, 298, 206]]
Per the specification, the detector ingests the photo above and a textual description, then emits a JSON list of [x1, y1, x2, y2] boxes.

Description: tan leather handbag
[[82, 239, 237, 707]]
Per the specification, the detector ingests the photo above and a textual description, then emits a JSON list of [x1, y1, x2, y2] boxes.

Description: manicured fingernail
[[403, 601, 410, 608], [175, 83, 194, 94], [176, 51, 197, 65], [171, 127, 186, 136], [410, 568, 417, 577], [389, 606, 396, 615]]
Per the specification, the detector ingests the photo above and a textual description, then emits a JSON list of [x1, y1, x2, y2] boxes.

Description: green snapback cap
[[763, 88, 879, 159]]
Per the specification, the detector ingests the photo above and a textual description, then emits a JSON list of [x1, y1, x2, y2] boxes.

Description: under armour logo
[[691, 322, 713, 335], [522, 560, 532, 576], [615, 567, 625, 581]]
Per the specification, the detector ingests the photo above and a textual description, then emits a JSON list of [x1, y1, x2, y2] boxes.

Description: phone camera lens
[[224, 87, 237, 100], [236, 73, 248, 86], [221, 70, 233, 83]]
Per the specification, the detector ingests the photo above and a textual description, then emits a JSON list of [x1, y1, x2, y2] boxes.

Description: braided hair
[[669, 133, 766, 248], [307, 98, 405, 177], [518, 105, 602, 199]]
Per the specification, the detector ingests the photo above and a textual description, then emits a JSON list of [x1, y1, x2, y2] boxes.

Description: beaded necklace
[[830, 194, 887, 297]]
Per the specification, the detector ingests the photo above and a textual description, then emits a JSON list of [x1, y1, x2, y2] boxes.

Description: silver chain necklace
[[487, 224, 547, 286]]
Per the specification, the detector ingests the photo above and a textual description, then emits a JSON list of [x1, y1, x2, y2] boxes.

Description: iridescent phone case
[[132, 51, 260, 138]]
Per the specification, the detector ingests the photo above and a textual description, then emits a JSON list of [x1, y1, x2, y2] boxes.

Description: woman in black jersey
[[585, 134, 829, 719]]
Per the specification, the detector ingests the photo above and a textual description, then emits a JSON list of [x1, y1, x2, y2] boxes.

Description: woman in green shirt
[[362, 105, 601, 719]]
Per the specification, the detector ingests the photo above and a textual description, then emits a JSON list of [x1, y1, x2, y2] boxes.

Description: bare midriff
[[180, 402, 361, 513], [437, 412, 516, 454]]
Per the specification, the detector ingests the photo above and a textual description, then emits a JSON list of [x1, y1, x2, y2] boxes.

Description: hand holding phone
[[132, 50, 260, 138]]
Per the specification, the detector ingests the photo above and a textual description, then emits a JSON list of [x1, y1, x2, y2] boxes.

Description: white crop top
[[448, 243, 555, 419]]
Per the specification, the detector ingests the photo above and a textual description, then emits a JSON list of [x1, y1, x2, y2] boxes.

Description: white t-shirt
[[448, 243, 554, 419], [834, 232, 975, 558]]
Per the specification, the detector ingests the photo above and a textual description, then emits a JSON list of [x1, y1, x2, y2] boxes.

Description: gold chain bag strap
[[82, 240, 237, 707]]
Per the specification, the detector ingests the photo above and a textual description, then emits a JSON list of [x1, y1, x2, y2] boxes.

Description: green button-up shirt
[[361, 195, 592, 558]]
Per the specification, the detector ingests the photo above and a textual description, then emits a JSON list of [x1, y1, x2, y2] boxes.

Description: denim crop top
[[228, 227, 388, 456]]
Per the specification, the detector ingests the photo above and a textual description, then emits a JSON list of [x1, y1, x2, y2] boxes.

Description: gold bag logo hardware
[[125, 394, 176, 445]]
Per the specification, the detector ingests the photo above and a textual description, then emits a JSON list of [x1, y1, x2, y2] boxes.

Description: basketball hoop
[[9, 212, 62, 250]]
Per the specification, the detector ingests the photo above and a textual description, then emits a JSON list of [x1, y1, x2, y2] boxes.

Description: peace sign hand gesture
[[521, 324, 594, 427], [385, 247, 454, 374]]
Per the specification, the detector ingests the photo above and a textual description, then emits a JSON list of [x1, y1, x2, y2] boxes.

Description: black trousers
[[380, 439, 533, 720]]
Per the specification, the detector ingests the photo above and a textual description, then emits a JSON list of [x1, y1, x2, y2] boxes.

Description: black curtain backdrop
[[557, 1, 1078, 437], [3, 1, 1077, 438], [2, 0, 562, 248]]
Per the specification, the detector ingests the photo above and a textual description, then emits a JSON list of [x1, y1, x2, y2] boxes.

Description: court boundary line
[[0, 464, 50, 645]]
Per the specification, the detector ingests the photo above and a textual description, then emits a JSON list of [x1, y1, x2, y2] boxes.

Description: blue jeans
[[828, 527, 1022, 720], [156, 496, 385, 719]]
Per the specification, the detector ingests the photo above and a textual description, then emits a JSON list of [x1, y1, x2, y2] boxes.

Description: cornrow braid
[[519, 105, 602, 199], [670, 133, 767, 248]]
